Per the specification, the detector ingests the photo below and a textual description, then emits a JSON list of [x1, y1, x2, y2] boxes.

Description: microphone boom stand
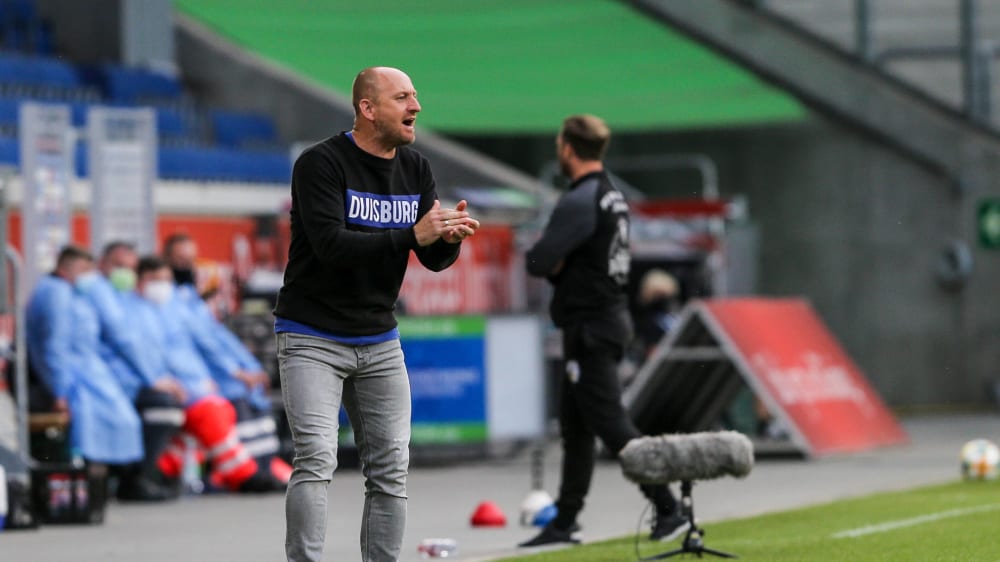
[[642, 481, 737, 560]]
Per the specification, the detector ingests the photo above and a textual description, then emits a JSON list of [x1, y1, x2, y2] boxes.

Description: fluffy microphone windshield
[[619, 431, 754, 484]]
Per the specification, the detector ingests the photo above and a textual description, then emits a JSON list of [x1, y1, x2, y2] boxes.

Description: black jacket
[[526, 170, 631, 329], [274, 133, 459, 336]]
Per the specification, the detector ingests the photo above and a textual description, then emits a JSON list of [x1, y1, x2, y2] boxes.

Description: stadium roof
[[175, 0, 806, 134]]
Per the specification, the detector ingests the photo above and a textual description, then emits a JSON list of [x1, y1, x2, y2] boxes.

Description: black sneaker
[[116, 475, 176, 502], [650, 511, 690, 542], [518, 522, 582, 547], [238, 472, 286, 494]]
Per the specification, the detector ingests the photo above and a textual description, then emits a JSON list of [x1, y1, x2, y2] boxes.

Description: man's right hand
[[413, 200, 478, 247], [234, 369, 269, 389], [53, 397, 70, 416]]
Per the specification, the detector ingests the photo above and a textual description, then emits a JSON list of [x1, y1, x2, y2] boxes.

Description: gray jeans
[[277, 332, 411, 562]]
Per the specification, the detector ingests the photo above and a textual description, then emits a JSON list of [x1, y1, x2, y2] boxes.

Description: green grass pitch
[[495, 480, 1000, 561]]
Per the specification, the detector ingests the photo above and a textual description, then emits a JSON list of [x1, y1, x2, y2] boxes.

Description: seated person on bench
[[85, 241, 187, 501], [127, 255, 282, 493], [25, 245, 143, 469], [163, 233, 284, 477]]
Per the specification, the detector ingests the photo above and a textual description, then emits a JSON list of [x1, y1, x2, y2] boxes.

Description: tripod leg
[[642, 481, 741, 560], [699, 546, 739, 559], [640, 547, 686, 561]]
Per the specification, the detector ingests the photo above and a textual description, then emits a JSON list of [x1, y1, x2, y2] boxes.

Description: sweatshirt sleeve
[[525, 182, 599, 277], [295, 149, 418, 267], [413, 161, 460, 272]]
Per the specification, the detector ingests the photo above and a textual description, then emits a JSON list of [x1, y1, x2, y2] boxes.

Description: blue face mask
[[74, 271, 100, 294]]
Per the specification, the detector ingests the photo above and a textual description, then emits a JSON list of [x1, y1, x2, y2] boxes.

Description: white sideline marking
[[832, 504, 1000, 539]]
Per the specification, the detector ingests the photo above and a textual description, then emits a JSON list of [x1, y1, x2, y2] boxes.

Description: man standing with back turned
[[521, 115, 688, 547], [274, 66, 480, 562]]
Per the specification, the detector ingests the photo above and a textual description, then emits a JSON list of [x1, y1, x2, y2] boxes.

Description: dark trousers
[[133, 388, 184, 480], [553, 318, 676, 528], [232, 397, 280, 473]]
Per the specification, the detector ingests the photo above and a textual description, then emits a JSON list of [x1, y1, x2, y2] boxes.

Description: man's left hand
[[442, 200, 481, 244]]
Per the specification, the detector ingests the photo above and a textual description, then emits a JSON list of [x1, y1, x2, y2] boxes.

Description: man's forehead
[[110, 246, 136, 259], [375, 69, 415, 92]]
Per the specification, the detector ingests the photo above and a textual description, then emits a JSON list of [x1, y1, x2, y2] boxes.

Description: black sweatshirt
[[274, 132, 459, 336], [526, 170, 631, 328]]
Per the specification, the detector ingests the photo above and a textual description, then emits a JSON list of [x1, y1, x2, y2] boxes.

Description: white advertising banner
[[19, 102, 73, 292], [88, 106, 157, 256]]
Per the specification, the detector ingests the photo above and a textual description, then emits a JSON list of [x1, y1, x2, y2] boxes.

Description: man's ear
[[359, 98, 377, 121], [560, 140, 575, 162]]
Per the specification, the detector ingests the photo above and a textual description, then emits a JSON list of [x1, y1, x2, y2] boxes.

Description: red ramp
[[625, 298, 908, 456]]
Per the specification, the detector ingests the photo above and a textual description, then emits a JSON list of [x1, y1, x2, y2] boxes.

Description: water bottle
[[48, 473, 69, 519], [73, 474, 89, 513], [181, 435, 204, 495], [417, 538, 458, 558]]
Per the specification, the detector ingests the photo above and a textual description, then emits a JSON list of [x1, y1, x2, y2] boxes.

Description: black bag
[[5, 473, 40, 530]]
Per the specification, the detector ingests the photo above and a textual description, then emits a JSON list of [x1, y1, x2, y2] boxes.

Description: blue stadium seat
[[97, 65, 182, 104], [0, 0, 39, 52], [0, 53, 81, 93], [68, 100, 89, 128], [155, 105, 196, 140], [0, 134, 16, 165], [208, 109, 279, 148], [0, 123, 289, 183], [159, 145, 290, 183], [0, 97, 20, 128], [74, 137, 85, 178]]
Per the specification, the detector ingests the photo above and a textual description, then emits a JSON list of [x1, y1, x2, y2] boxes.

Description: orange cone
[[470, 500, 507, 527]]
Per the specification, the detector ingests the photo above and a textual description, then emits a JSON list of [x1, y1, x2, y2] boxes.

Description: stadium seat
[[95, 64, 183, 104], [0, 0, 46, 54], [0, 39, 289, 183], [155, 105, 200, 142], [208, 109, 279, 148], [0, 96, 20, 129], [159, 145, 290, 184], [0, 53, 83, 96], [74, 138, 85, 178], [0, 134, 18, 165]]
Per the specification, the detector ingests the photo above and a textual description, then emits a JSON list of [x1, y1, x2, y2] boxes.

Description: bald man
[[274, 66, 480, 562]]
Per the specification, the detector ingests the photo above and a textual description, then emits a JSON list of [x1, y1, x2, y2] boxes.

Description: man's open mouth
[[403, 117, 416, 127]]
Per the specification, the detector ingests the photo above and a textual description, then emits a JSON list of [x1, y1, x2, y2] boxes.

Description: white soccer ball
[[518, 489, 554, 527], [960, 438, 1000, 481]]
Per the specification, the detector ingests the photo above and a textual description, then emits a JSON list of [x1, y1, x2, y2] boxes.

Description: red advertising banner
[[399, 225, 515, 315], [702, 298, 908, 455]]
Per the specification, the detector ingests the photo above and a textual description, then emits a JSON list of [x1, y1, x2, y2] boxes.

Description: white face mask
[[74, 271, 100, 294], [143, 280, 175, 305]]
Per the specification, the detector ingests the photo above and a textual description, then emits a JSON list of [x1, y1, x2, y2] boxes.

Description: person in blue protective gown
[[25, 245, 143, 466], [86, 241, 187, 501], [127, 255, 281, 493], [162, 233, 285, 477]]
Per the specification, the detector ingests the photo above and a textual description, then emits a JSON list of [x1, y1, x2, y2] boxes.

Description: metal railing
[[751, 0, 997, 123], [5, 245, 29, 464]]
